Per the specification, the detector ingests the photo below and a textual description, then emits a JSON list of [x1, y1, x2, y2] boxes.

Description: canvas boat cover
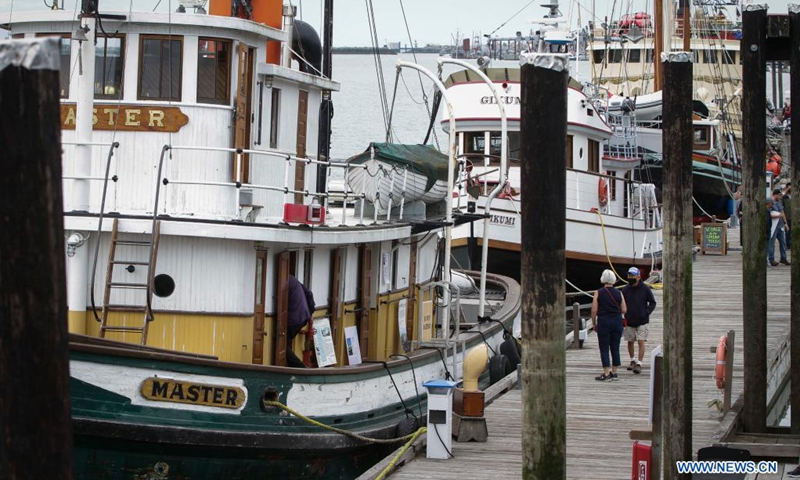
[[346, 142, 449, 191]]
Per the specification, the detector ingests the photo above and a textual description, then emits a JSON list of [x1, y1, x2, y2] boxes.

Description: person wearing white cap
[[621, 267, 657, 374]]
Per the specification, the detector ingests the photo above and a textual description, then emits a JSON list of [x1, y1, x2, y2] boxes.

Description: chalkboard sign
[[701, 223, 727, 255]]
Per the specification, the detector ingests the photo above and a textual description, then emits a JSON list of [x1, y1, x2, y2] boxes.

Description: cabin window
[[36, 34, 71, 98], [702, 50, 716, 64], [95, 35, 125, 99], [592, 49, 604, 64], [11, 33, 25, 39], [607, 171, 617, 200], [269, 88, 281, 149], [645, 49, 654, 63], [197, 38, 231, 105], [566, 135, 573, 169], [609, 50, 623, 63], [627, 49, 641, 63], [588, 140, 600, 173], [694, 126, 710, 148], [721, 50, 735, 65], [138, 35, 183, 101], [488, 132, 521, 162]]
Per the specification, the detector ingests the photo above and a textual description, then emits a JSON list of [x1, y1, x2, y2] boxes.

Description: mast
[[681, 0, 690, 53], [653, 0, 664, 91], [316, 0, 333, 193]]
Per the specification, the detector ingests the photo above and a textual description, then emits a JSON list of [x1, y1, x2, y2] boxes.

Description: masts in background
[[316, 0, 333, 193]]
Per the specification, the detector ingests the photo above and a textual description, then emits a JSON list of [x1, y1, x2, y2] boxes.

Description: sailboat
[[586, 0, 743, 219], [3, 1, 521, 478]]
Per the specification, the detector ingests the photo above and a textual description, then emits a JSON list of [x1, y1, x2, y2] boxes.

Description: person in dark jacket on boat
[[591, 269, 627, 381], [621, 267, 657, 374], [286, 275, 315, 368]]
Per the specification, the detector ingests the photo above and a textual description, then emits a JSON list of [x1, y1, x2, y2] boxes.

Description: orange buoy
[[598, 177, 608, 206], [715, 334, 727, 390]]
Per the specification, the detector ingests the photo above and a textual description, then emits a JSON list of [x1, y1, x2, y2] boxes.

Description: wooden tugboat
[[4, 1, 520, 478]]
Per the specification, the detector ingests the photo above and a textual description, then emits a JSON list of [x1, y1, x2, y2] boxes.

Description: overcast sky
[[1, 0, 795, 46]]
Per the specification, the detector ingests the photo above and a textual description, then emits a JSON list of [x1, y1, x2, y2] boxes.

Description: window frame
[[36, 33, 71, 99], [196, 37, 232, 105], [269, 88, 281, 149], [138, 34, 184, 101], [94, 33, 126, 100]]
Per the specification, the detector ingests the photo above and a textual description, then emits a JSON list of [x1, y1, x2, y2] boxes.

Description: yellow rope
[[593, 210, 664, 290], [262, 400, 419, 445], [375, 427, 427, 480], [592, 210, 625, 282]]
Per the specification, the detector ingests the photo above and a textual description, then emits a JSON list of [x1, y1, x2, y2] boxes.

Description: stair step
[[101, 326, 144, 333], [104, 304, 147, 311], [114, 240, 151, 246], [110, 261, 151, 266], [109, 282, 149, 289]]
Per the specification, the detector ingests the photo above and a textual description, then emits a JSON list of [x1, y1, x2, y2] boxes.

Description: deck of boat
[[388, 227, 796, 479]]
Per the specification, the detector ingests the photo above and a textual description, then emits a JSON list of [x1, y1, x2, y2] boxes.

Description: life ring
[[598, 177, 609, 207], [714, 334, 727, 390]]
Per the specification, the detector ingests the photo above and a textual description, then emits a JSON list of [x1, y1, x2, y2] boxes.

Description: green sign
[[701, 223, 727, 255]]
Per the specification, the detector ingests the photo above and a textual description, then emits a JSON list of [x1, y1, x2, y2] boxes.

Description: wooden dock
[[388, 229, 796, 479]]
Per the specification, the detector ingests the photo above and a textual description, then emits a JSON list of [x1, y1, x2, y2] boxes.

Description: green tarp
[[345, 142, 449, 192]]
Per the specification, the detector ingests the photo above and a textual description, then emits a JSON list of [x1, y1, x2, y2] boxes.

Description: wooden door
[[294, 90, 308, 203], [359, 244, 373, 359], [330, 248, 344, 350], [407, 243, 418, 343], [274, 251, 290, 366], [251, 250, 268, 364], [234, 43, 253, 183]]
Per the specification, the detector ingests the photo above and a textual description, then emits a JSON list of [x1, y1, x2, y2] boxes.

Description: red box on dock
[[631, 441, 651, 480]]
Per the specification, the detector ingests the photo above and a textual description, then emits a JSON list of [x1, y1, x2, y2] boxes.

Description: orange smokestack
[[209, 0, 283, 64]]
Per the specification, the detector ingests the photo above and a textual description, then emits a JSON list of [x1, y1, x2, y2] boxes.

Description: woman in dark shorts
[[591, 269, 627, 381]]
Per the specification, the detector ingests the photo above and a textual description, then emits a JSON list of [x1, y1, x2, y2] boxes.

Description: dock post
[[0, 38, 73, 478], [741, 4, 768, 434], [520, 53, 568, 479], [661, 52, 694, 480], [790, 3, 800, 436], [651, 354, 664, 480], [572, 302, 580, 349]]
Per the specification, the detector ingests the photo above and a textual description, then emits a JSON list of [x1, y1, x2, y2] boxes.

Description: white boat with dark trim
[[3, 1, 521, 478]]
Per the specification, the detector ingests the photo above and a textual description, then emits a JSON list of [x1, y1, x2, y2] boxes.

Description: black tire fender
[[500, 337, 521, 371], [489, 354, 510, 385]]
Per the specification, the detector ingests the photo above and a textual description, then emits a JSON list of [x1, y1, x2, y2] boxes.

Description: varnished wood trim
[[453, 238, 656, 266]]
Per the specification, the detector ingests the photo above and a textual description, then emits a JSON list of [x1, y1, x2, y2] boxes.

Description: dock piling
[[0, 38, 73, 479], [741, 4, 769, 434], [790, 3, 800, 437], [520, 53, 568, 480], [661, 52, 694, 479]]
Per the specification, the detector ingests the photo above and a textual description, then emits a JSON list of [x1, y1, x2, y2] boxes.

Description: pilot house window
[[95, 35, 125, 99], [139, 35, 183, 101], [36, 34, 71, 98], [197, 38, 231, 104]]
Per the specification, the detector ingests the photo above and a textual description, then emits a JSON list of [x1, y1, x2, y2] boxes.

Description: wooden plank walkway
[[390, 228, 796, 479]]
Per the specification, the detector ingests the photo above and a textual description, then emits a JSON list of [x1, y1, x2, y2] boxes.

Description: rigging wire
[[364, 0, 391, 137], [398, 0, 439, 149], [486, 0, 538, 38]]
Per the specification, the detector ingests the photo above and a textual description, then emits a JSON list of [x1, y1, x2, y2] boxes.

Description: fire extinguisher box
[[631, 441, 651, 480], [283, 203, 325, 225]]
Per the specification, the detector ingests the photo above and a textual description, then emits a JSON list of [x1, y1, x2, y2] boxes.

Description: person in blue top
[[591, 269, 627, 381], [621, 267, 657, 374]]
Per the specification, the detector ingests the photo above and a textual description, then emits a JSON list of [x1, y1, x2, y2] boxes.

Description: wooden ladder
[[99, 218, 161, 345]]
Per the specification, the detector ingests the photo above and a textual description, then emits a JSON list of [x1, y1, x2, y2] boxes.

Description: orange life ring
[[715, 334, 727, 390], [598, 177, 608, 206]]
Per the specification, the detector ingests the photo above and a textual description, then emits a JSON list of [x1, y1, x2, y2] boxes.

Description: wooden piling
[[661, 52, 694, 480], [790, 4, 800, 436], [520, 54, 568, 480], [651, 354, 664, 480], [0, 38, 73, 479], [740, 5, 768, 434]]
